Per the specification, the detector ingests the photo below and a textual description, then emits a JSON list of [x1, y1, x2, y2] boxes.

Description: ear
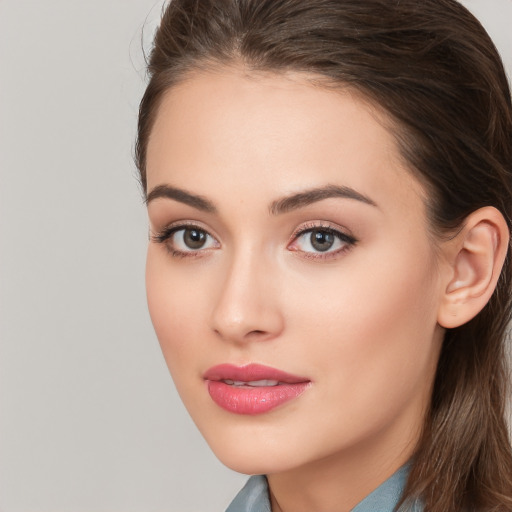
[[437, 206, 509, 329]]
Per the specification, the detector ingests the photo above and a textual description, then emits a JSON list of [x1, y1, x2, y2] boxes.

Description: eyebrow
[[146, 184, 217, 212], [146, 183, 377, 215], [269, 184, 377, 215]]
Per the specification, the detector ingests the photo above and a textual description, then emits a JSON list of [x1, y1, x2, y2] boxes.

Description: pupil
[[184, 228, 206, 249], [311, 230, 334, 252]]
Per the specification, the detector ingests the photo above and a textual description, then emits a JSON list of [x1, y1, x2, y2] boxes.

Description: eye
[[172, 227, 216, 251], [289, 225, 357, 258], [151, 224, 219, 257]]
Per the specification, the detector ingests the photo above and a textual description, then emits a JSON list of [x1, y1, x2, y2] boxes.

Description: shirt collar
[[225, 462, 422, 512], [226, 474, 270, 512]]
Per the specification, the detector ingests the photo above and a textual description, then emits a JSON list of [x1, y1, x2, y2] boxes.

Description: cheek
[[145, 247, 205, 374], [287, 238, 439, 340], [285, 242, 442, 418]]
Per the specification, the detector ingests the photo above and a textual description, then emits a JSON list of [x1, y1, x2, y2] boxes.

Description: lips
[[204, 364, 311, 415]]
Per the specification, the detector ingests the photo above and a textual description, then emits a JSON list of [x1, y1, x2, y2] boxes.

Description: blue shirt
[[225, 463, 423, 512]]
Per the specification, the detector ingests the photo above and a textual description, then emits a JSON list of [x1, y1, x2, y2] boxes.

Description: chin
[[217, 455, 273, 476], [211, 445, 293, 475], [195, 419, 319, 476], [206, 430, 359, 478]]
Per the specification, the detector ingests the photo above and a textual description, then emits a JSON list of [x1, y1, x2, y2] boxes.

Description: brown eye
[[160, 225, 219, 255], [310, 230, 335, 252], [183, 228, 208, 249], [289, 225, 357, 258]]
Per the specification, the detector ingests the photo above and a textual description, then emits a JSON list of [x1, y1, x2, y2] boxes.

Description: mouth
[[203, 364, 311, 415]]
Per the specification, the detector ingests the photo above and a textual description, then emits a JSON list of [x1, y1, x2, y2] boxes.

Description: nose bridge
[[210, 242, 283, 343]]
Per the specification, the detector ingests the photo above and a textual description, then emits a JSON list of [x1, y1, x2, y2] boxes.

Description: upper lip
[[203, 363, 310, 383]]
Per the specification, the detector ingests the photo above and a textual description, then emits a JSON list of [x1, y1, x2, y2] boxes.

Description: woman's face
[[145, 68, 446, 476]]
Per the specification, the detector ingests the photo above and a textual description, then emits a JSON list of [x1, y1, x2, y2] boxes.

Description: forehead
[[146, 67, 426, 215]]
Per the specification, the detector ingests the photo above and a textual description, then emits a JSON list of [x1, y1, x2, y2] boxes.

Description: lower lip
[[206, 381, 310, 415]]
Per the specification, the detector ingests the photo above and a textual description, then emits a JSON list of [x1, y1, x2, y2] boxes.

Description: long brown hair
[[136, 1, 512, 510]]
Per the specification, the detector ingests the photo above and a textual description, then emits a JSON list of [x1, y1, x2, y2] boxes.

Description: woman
[[136, 0, 512, 510]]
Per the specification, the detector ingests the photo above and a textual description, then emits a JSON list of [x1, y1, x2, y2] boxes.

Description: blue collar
[[225, 463, 422, 512]]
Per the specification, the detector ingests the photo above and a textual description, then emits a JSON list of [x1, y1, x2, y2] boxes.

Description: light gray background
[[0, 1, 511, 511]]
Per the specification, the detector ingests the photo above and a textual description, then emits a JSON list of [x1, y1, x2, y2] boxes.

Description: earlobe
[[437, 207, 509, 329]]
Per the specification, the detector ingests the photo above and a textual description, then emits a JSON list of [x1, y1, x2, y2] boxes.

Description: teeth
[[248, 380, 279, 387], [223, 379, 280, 387]]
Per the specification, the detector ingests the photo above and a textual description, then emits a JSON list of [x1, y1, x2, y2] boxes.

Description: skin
[[145, 67, 448, 512]]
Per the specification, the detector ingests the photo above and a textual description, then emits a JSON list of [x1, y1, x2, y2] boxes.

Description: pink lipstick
[[204, 364, 311, 415]]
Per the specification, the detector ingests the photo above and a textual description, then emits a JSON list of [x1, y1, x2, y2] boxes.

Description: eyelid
[[290, 221, 356, 241], [151, 220, 218, 241]]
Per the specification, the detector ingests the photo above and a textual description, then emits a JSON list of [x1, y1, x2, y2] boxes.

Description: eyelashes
[[151, 222, 219, 258], [151, 221, 357, 260]]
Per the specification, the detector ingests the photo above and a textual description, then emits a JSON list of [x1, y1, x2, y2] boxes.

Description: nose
[[209, 249, 285, 344]]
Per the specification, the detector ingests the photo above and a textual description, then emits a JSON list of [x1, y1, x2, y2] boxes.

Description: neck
[[267, 419, 419, 512]]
